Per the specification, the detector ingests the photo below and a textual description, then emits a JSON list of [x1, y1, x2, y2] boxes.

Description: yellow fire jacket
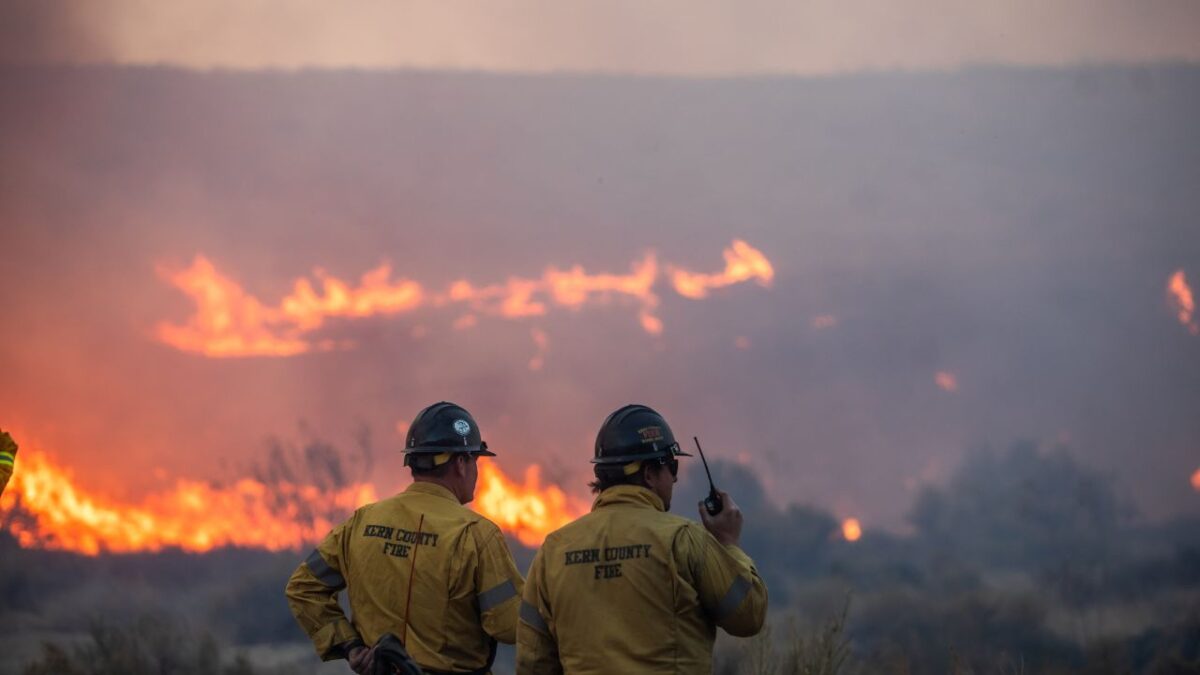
[[516, 485, 767, 674], [285, 481, 525, 673], [0, 432, 15, 498], [0, 455, 12, 498]]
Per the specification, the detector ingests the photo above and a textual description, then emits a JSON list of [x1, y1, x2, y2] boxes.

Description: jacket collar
[[592, 484, 666, 513], [405, 480, 461, 503]]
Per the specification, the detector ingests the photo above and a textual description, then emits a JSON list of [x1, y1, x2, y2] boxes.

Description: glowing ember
[[158, 240, 772, 357], [841, 518, 862, 542], [1167, 270, 1199, 335], [670, 240, 775, 299], [935, 371, 959, 392], [811, 315, 838, 330], [528, 327, 549, 371], [473, 459, 589, 547], [0, 449, 377, 555], [1191, 468, 1200, 492]]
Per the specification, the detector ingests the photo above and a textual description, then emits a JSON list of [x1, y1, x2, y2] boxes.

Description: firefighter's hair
[[589, 462, 654, 494], [408, 454, 464, 479]]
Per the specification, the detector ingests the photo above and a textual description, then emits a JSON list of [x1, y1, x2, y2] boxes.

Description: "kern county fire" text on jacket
[[286, 481, 524, 674], [516, 485, 767, 674]]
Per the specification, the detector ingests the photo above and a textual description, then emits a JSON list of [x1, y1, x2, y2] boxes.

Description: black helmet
[[591, 404, 691, 465], [403, 401, 495, 467]]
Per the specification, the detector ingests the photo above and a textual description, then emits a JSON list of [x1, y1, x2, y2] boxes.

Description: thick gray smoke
[[2, 64, 1198, 530]]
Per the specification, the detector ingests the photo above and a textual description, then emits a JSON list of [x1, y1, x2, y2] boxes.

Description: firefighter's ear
[[452, 453, 470, 477]]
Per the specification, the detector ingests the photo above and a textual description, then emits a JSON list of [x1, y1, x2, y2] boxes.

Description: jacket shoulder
[[543, 506, 695, 546], [636, 508, 698, 534], [465, 510, 505, 537], [446, 505, 505, 542]]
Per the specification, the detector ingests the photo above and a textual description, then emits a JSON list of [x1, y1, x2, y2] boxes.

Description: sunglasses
[[652, 456, 679, 477]]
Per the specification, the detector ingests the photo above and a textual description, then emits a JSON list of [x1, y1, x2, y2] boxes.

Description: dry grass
[[737, 597, 852, 675], [22, 614, 257, 675]]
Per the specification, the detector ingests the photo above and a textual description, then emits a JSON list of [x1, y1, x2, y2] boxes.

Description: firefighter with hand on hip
[[286, 402, 524, 674], [516, 404, 767, 674]]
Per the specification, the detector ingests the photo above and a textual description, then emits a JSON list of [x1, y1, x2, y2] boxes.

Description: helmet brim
[[590, 446, 691, 464], [404, 445, 495, 456]]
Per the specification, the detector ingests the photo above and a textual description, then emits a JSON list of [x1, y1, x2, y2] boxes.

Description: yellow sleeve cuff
[[312, 618, 361, 661]]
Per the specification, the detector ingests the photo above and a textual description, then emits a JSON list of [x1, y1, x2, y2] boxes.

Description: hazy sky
[[3, 0, 1199, 74], [1, 0, 1198, 551], [2, 65, 1198, 533]]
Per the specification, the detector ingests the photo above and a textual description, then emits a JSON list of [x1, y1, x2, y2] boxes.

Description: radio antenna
[[693, 437, 724, 515]]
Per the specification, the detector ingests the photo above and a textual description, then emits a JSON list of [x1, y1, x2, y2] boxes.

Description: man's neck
[[413, 475, 463, 503]]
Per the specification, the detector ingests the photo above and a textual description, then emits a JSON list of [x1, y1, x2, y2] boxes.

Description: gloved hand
[[0, 431, 16, 457], [370, 633, 424, 675], [348, 644, 374, 675]]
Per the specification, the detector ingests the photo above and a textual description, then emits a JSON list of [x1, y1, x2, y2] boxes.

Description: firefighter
[[0, 430, 16, 497], [286, 402, 525, 674], [516, 404, 767, 674]]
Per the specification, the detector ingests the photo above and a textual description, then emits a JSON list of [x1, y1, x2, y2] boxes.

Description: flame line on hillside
[[0, 449, 378, 555], [0, 449, 589, 555], [155, 240, 774, 357]]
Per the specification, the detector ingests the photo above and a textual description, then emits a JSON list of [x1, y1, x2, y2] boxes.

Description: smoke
[[3, 0, 1200, 73], [2, 64, 1199, 533], [252, 424, 373, 493], [0, 1, 107, 65], [908, 441, 1130, 571]]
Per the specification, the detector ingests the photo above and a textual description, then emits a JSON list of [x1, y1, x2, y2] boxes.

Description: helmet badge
[[453, 419, 472, 437], [637, 426, 664, 443]]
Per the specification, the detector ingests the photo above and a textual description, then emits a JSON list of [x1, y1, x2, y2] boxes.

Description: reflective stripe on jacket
[[286, 481, 524, 672], [0, 452, 12, 498], [516, 485, 767, 674]]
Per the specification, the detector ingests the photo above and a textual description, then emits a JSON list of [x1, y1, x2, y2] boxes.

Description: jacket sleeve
[[0, 454, 12, 497], [470, 521, 525, 644], [0, 432, 16, 498], [0, 461, 12, 498], [284, 518, 363, 660], [516, 546, 563, 675], [676, 523, 768, 637]]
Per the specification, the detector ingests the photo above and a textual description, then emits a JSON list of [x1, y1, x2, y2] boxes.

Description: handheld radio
[[693, 436, 723, 516]]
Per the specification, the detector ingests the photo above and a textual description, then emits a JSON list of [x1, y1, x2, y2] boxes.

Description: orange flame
[[935, 371, 959, 392], [1, 446, 596, 554], [473, 459, 589, 547], [0, 449, 377, 555], [1167, 270, 1199, 335], [1191, 468, 1200, 492], [841, 517, 862, 542], [156, 256, 312, 357], [158, 241, 772, 357], [670, 240, 775, 299]]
